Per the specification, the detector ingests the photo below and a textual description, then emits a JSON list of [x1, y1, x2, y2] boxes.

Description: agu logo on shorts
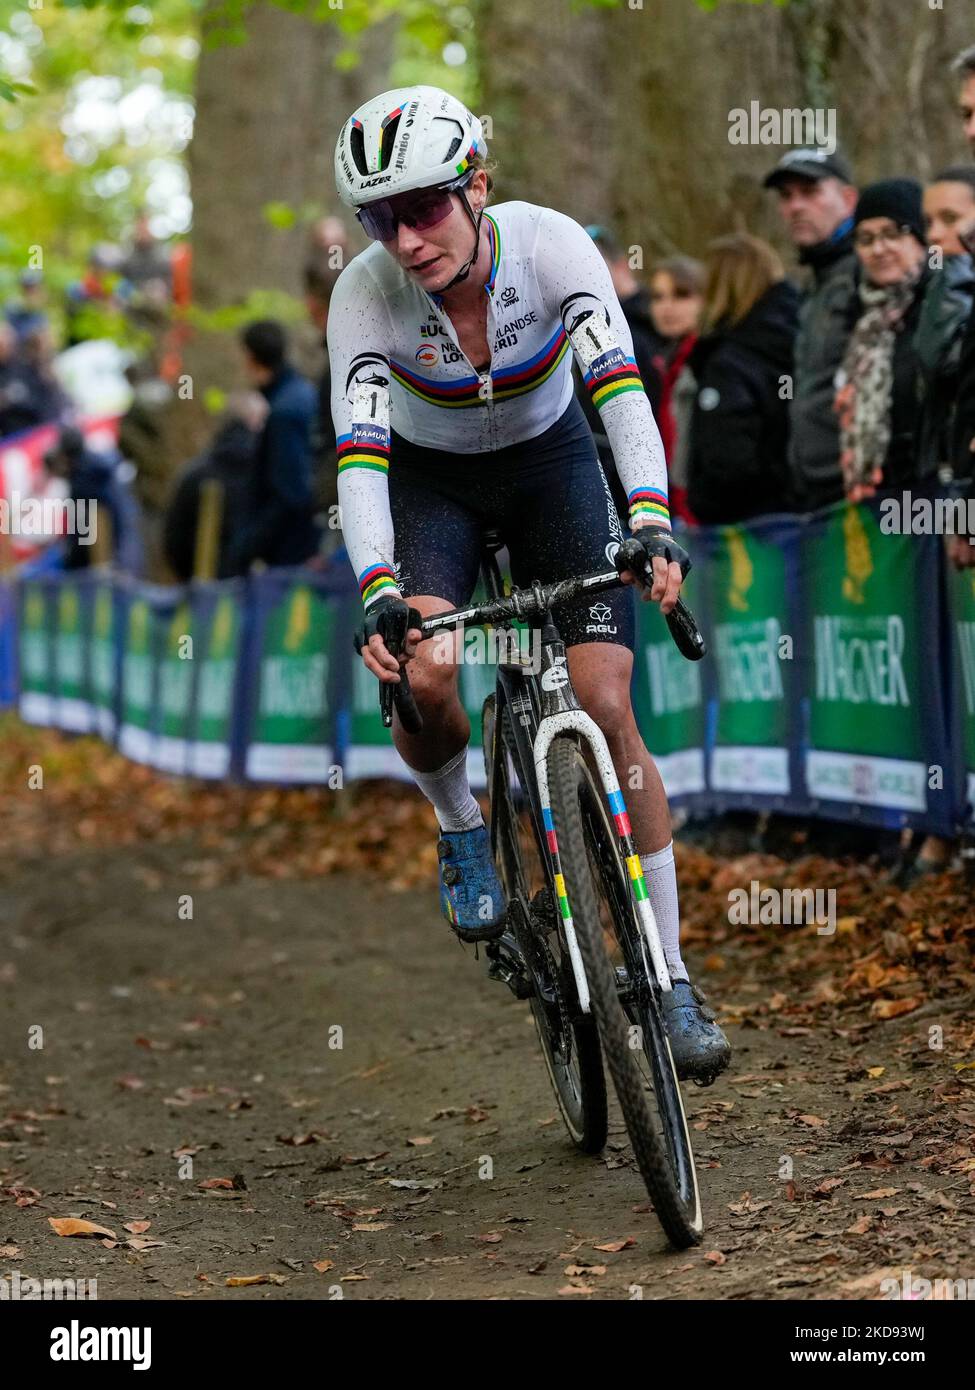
[[415, 343, 439, 367]]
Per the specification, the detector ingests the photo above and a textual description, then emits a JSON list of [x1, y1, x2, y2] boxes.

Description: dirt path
[[3, 825, 974, 1302]]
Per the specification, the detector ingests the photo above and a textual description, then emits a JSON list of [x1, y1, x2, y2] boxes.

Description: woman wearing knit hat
[[834, 177, 930, 500]]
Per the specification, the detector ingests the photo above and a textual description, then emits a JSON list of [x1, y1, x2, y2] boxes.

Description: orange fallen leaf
[[406, 1136, 434, 1146], [870, 998, 921, 1020], [127, 1237, 166, 1251], [312, 1259, 335, 1273], [123, 1221, 151, 1235], [593, 1237, 636, 1253], [351, 1222, 391, 1232], [198, 1178, 234, 1190], [225, 1273, 286, 1287], [558, 1283, 594, 1295], [855, 1188, 899, 1200], [797, 1114, 827, 1127], [704, 1250, 726, 1265], [48, 1218, 117, 1240]]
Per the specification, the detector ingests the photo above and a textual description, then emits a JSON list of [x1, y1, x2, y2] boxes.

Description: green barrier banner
[[118, 589, 158, 765], [948, 561, 975, 818], [18, 578, 56, 726], [90, 578, 118, 741], [631, 569, 706, 798], [187, 587, 241, 779], [706, 523, 792, 797], [803, 503, 935, 818], [52, 578, 92, 733], [154, 596, 195, 774], [244, 576, 334, 782]]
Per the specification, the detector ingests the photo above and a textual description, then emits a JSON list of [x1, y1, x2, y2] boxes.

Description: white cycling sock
[[639, 842, 687, 982], [413, 745, 484, 833]]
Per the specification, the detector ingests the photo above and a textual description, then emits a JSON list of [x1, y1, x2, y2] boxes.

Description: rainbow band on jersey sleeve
[[584, 353, 645, 410], [337, 431, 391, 476], [627, 486, 670, 528], [358, 562, 398, 606]]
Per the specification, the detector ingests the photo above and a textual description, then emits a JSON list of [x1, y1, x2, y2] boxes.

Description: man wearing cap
[[949, 46, 975, 555], [5, 270, 49, 345], [764, 148, 859, 512]]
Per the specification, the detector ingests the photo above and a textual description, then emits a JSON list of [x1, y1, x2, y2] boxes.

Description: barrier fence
[[2, 494, 974, 836]]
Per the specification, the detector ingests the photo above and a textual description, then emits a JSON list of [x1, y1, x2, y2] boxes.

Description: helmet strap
[[436, 188, 484, 294]]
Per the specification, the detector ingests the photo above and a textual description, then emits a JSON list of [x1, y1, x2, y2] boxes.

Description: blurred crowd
[[582, 45, 975, 555], [9, 51, 975, 602]]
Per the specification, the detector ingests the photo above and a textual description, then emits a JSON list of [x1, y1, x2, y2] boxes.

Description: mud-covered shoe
[[661, 979, 731, 1085], [437, 825, 507, 943]]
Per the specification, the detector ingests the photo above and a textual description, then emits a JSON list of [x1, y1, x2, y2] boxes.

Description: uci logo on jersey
[[415, 344, 439, 367]]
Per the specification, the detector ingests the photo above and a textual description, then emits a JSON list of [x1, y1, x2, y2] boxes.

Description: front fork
[[533, 712, 674, 1015]]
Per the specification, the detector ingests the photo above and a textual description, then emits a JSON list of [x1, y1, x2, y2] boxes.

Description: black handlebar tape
[[666, 597, 707, 660]]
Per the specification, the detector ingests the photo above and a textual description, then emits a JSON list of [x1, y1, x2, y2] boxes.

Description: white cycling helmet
[[334, 85, 487, 208]]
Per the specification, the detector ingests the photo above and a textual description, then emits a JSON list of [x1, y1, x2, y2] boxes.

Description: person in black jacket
[[234, 319, 322, 568], [163, 392, 266, 581], [686, 234, 799, 524], [764, 148, 859, 513], [835, 180, 930, 500], [573, 224, 665, 523]]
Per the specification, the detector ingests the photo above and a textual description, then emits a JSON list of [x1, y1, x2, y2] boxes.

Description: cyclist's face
[[384, 170, 487, 291]]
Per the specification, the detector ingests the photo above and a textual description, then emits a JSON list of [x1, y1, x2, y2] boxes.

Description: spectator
[[647, 256, 704, 522], [915, 168, 975, 479], [835, 179, 930, 501], [20, 324, 70, 425], [764, 148, 859, 512], [0, 322, 59, 438], [308, 215, 351, 272], [233, 320, 321, 568], [163, 392, 267, 582], [120, 210, 172, 301], [5, 270, 49, 344], [303, 255, 340, 521], [65, 245, 123, 347], [685, 234, 799, 524], [571, 224, 661, 522], [43, 426, 143, 573], [950, 46, 975, 561]]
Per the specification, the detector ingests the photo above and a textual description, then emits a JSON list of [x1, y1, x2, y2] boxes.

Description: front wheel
[[482, 694, 607, 1153], [546, 734, 703, 1248]]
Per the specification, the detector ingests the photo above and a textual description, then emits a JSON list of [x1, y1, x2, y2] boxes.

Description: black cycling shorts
[[388, 396, 634, 651]]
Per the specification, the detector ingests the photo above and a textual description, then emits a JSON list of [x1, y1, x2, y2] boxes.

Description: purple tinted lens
[[357, 201, 397, 241], [358, 189, 454, 241], [402, 192, 454, 231]]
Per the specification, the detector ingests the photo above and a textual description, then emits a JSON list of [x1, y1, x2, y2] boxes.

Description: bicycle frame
[[479, 545, 673, 1014]]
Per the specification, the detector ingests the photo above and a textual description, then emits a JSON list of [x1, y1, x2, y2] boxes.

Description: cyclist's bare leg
[[566, 642, 670, 854], [388, 594, 469, 774]]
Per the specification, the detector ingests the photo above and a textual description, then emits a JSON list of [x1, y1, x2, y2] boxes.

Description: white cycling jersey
[[326, 200, 670, 607]]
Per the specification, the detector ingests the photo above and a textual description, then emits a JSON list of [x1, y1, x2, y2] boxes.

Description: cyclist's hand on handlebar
[[616, 527, 690, 617], [353, 595, 423, 684]]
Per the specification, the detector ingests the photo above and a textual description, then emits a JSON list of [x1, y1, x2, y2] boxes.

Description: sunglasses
[[356, 173, 473, 242]]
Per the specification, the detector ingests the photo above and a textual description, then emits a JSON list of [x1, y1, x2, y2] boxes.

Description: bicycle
[[367, 530, 709, 1249]]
